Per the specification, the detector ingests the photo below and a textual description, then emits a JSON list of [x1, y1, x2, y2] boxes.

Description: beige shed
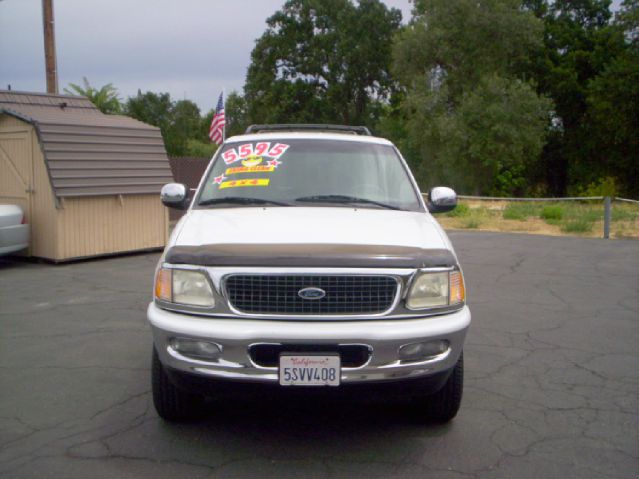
[[0, 90, 173, 261]]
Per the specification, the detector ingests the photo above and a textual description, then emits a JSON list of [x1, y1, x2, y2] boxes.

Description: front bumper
[[147, 302, 470, 384]]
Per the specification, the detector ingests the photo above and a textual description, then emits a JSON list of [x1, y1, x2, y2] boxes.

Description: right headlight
[[406, 270, 465, 310], [155, 268, 215, 308]]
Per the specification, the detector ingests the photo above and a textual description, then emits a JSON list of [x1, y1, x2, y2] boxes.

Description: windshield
[[196, 138, 423, 211]]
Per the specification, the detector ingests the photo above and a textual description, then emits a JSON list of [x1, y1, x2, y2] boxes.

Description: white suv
[[148, 124, 470, 422]]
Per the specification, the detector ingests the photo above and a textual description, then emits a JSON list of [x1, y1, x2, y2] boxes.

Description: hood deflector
[[165, 244, 457, 269]]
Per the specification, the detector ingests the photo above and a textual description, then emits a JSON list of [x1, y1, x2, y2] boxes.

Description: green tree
[[124, 91, 185, 156], [393, 0, 551, 195], [523, 0, 627, 194], [420, 76, 552, 195], [585, 0, 639, 196], [172, 99, 207, 157], [225, 92, 248, 137], [173, 99, 201, 141], [64, 77, 122, 114], [184, 139, 217, 158], [616, 0, 639, 43], [244, 0, 401, 128], [125, 90, 173, 129]]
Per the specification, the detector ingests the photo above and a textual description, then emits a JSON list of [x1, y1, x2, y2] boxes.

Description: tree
[[244, 0, 402, 128], [616, 0, 639, 44], [523, 0, 627, 194], [225, 92, 249, 137], [64, 77, 121, 114], [417, 76, 551, 195], [124, 91, 186, 156], [173, 99, 201, 141], [586, 50, 639, 196], [392, 0, 551, 194], [125, 90, 173, 129], [396, 0, 544, 105], [585, 0, 639, 196]]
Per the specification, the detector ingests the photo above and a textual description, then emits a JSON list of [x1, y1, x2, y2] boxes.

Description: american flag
[[209, 92, 225, 145]]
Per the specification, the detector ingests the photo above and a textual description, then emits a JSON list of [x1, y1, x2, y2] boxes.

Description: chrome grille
[[225, 275, 398, 315]]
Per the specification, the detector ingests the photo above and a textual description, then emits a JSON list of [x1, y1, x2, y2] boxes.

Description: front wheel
[[409, 352, 464, 423], [152, 347, 204, 421]]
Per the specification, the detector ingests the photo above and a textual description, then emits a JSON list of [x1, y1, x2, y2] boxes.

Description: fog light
[[399, 340, 449, 362], [169, 338, 222, 360]]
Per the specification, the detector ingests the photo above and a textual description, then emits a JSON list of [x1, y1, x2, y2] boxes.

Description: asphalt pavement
[[0, 232, 637, 478]]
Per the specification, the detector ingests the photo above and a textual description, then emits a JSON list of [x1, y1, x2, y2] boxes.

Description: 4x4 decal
[[218, 178, 270, 189]]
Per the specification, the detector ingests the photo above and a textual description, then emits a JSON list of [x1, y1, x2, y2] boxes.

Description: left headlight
[[155, 268, 215, 307], [406, 270, 465, 310]]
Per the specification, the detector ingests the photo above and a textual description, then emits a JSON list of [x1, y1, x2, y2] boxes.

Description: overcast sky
[[0, 0, 621, 114], [0, 0, 411, 113]]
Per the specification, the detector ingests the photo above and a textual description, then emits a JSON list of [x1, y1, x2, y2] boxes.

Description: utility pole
[[42, 0, 58, 94]]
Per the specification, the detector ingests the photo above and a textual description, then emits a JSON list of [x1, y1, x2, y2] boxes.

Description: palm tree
[[64, 77, 122, 114]]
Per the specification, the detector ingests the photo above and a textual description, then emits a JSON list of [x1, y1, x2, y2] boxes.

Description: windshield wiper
[[294, 195, 402, 210], [198, 196, 292, 207]]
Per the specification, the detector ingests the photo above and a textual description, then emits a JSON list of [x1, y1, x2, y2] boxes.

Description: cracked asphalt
[[0, 231, 638, 478]]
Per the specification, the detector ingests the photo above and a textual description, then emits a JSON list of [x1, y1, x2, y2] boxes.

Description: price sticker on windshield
[[268, 143, 290, 159], [222, 148, 239, 164], [221, 143, 290, 165]]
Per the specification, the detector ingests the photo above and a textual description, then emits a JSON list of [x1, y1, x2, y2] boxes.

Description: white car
[[0, 204, 29, 256], [148, 125, 470, 422]]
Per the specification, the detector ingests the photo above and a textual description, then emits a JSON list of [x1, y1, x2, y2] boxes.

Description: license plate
[[279, 354, 341, 386]]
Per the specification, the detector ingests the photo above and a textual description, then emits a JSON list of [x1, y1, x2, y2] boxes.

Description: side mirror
[[427, 186, 457, 213], [160, 183, 190, 210]]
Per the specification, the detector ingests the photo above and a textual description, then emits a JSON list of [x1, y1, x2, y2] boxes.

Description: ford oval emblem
[[298, 287, 326, 300]]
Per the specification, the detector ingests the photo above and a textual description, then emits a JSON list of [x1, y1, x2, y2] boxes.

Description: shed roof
[[0, 90, 173, 198]]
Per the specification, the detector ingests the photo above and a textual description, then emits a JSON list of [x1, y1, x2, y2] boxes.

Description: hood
[[165, 207, 457, 268], [173, 207, 450, 251]]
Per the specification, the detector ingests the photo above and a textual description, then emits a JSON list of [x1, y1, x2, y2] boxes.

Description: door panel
[[0, 131, 33, 228]]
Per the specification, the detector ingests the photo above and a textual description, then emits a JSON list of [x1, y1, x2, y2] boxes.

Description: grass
[[503, 202, 542, 220], [445, 203, 488, 228], [540, 205, 563, 221], [446, 203, 470, 217], [463, 218, 482, 229], [436, 199, 639, 239], [612, 208, 638, 222], [561, 219, 594, 233], [460, 206, 489, 228]]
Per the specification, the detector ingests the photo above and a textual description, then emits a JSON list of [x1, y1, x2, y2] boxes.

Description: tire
[[409, 352, 464, 423], [152, 347, 205, 421]]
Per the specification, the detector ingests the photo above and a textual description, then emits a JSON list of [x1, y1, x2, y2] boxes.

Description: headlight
[[406, 270, 465, 309], [155, 268, 215, 307]]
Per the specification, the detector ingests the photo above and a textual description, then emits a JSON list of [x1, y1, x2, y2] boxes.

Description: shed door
[[0, 131, 33, 222]]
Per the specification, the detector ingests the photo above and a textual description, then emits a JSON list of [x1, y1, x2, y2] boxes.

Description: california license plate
[[279, 354, 341, 386]]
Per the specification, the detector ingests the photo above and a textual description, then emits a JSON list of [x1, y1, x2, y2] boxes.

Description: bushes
[[446, 203, 470, 217], [575, 177, 618, 198], [502, 203, 564, 222], [503, 203, 540, 220], [438, 199, 639, 237], [540, 205, 563, 221]]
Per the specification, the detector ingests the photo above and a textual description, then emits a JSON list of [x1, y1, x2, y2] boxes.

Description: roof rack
[[244, 124, 372, 136]]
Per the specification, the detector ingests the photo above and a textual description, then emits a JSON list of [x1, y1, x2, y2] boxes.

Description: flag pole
[[222, 88, 226, 143]]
